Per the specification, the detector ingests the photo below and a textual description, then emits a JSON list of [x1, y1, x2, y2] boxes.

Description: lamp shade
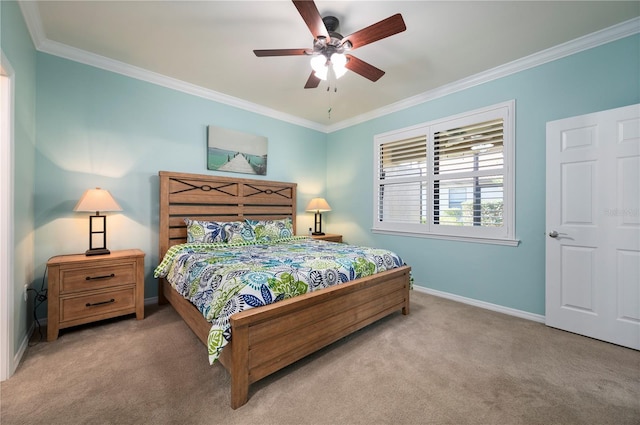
[[310, 55, 327, 73], [306, 198, 332, 212], [310, 55, 329, 80], [331, 53, 348, 78], [310, 54, 348, 81], [73, 188, 122, 213]]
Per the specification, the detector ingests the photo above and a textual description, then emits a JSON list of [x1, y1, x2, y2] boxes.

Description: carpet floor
[[1, 292, 638, 425]]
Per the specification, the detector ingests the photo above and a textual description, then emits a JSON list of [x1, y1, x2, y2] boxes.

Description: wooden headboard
[[158, 171, 297, 259]]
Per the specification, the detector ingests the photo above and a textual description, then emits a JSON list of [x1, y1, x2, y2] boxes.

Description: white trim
[[326, 17, 640, 132], [43, 38, 327, 132], [413, 285, 545, 324], [372, 229, 520, 247], [0, 51, 16, 381], [17, 0, 324, 132], [17, 0, 46, 50], [14, 322, 32, 371], [16, 1, 639, 133]]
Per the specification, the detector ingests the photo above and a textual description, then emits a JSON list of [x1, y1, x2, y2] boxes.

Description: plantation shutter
[[432, 118, 504, 227], [376, 135, 428, 224]]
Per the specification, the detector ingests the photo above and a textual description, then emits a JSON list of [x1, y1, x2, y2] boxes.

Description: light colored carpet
[[1, 292, 638, 425]]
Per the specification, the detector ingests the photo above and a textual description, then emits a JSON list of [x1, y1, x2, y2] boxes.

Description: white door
[[546, 103, 640, 350]]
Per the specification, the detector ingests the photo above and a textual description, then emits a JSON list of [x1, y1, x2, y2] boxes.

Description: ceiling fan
[[253, 0, 406, 89]]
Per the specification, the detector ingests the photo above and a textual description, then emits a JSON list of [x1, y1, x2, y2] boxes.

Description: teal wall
[[326, 34, 640, 315], [34, 54, 327, 304], [1, 1, 37, 358]]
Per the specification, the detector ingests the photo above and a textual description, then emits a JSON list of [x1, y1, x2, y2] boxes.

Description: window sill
[[371, 229, 520, 247]]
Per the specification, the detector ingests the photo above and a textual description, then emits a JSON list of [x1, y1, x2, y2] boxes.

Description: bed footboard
[[225, 265, 411, 409], [161, 265, 410, 409]]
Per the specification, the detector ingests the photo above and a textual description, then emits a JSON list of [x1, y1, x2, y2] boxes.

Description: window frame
[[372, 100, 518, 246]]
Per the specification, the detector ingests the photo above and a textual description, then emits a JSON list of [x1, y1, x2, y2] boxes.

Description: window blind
[[377, 135, 427, 224], [433, 118, 504, 227]]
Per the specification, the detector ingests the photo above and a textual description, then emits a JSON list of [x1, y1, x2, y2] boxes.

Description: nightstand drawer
[[60, 262, 136, 293], [60, 287, 136, 323]]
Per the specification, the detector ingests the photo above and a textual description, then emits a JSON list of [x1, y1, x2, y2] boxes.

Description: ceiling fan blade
[[341, 13, 406, 50], [304, 71, 321, 89], [293, 0, 330, 41], [345, 55, 385, 82], [254, 49, 309, 57]]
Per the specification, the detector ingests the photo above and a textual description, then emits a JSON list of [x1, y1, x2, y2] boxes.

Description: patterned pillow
[[224, 221, 257, 244], [184, 219, 227, 244], [246, 218, 294, 242]]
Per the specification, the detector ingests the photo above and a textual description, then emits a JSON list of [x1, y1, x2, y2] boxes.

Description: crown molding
[[18, 1, 639, 134], [17, 1, 46, 50], [37, 37, 327, 132], [17, 1, 326, 133], [326, 17, 640, 133]]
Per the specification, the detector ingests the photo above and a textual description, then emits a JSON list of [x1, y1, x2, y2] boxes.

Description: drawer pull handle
[[86, 299, 115, 307], [85, 273, 115, 281]]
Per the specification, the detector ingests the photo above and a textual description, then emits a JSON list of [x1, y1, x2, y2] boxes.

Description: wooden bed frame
[[158, 171, 411, 409]]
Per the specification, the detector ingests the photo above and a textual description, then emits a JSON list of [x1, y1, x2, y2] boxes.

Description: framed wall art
[[207, 125, 268, 175]]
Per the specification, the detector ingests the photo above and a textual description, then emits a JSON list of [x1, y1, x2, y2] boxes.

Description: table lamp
[[74, 188, 122, 256], [306, 198, 332, 236]]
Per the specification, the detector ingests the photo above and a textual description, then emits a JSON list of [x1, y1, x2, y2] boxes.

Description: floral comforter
[[154, 236, 404, 364]]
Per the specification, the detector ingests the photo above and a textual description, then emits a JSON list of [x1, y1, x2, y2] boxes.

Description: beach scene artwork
[[207, 125, 268, 175]]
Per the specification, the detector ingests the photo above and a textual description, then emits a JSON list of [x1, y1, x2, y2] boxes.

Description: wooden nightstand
[[311, 233, 343, 243], [46, 249, 145, 341]]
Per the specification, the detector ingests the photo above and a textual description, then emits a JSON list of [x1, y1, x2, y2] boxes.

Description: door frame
[[1, 51, 15, 381]]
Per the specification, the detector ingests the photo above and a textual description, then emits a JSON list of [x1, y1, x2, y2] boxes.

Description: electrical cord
[[27, 253, 83, 345], [27, 265, 48, 346]]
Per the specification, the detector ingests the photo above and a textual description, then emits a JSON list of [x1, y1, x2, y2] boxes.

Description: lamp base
[[85, 248, 111, 256], [311, 232, 325, 236]]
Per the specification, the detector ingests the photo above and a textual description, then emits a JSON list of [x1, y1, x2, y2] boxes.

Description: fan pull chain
[[326, 83, 332, 119], [326, 79, 338, 119]]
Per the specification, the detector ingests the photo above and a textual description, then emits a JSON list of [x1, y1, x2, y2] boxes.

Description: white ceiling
[[20, 1, 640, 131]]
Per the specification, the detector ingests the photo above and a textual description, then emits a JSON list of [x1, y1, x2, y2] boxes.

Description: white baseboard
[[413, 285, 545, 323], [12, 321, 33, 376]]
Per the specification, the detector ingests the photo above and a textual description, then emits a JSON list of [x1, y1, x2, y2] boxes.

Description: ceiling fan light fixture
[[310, 55, 329, 80], [254, 2, 406, 89], [333, 66, 348, 79], [331, 53, 348, 78], [314, 66, 329, 80], [310, 54, 327, 70]]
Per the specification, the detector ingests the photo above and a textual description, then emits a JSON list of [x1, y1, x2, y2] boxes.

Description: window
[[373, 101, 516, 245]]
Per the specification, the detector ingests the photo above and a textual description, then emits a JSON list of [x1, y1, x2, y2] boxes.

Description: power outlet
[[23, 284, 28, 302]]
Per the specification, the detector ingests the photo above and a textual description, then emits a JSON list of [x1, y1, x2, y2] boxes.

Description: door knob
[[548, 230, 559, 238]]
